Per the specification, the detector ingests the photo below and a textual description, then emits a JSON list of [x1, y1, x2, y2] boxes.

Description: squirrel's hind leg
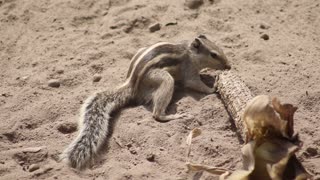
[[145, 69, 192, 122]]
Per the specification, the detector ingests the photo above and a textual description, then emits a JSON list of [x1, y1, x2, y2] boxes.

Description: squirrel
[[60, 35, 231, 169]]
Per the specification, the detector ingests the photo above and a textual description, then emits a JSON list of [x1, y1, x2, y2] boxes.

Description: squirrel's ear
[[198, 34, 207, 39], [192, 38, 202, 49]]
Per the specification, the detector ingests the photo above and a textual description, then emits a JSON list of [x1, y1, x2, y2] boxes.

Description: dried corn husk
[[187, 71, 312, 179], [225, 138, 310, 180], [242, 95, 293, 142]]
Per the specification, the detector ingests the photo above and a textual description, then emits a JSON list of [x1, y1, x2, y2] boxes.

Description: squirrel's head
[[190, 35, 231, 70]]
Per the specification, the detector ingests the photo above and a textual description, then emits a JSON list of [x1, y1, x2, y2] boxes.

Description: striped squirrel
[[60, 35, 231, 169]]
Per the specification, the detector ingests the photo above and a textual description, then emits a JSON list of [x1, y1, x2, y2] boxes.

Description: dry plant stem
[[216, 71, 254, 140]]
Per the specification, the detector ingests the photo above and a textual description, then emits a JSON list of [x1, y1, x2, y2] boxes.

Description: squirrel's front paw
[[206, 87, 217, 94], [212, 75, 220, 93]]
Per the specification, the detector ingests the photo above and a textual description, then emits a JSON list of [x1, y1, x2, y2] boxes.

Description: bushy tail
[[60, 85, 133, 169]]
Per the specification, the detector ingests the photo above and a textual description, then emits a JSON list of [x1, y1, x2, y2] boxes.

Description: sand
[[0, 0, 319, 179]]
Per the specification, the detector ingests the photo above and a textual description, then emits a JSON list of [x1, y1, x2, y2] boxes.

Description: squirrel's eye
[[210, 52, 217, 58]]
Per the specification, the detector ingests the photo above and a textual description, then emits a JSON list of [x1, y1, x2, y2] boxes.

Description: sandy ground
[[0, 0, 319, 179]]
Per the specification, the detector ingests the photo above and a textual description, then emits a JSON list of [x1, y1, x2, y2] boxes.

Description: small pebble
[[29, 164, 40, 172], [48, 79, 60, 88], [1, 93, 9, 97], [123, 25, 132, 33], [260, 34, 269, 40], [57, 122, 77, 134], [259, 23, 270, 29], [56, 69, 64, 74], [149, 23, 161, 32], [126, 143, 133, 148], [110, 25, 118, 29], [93, 74, 102, 82], [32, 62, 38, 67], [22, 146, 44, 153], [21, 76, 29, 80], [146, 153, 155, 162], [185, 0, 203, 9], [129, 149, 137, 155]]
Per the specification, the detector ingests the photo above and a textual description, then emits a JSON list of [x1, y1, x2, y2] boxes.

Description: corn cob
[[215, 71, 254, 140]]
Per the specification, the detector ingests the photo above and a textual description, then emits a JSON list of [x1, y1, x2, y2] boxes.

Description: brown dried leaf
[[185, 128, 232, 178], [224, 141, 256, 180], [242, 95, 289, 141], [272, 97, 298, 137], [185, 94, 310, 180], [224, 139, 311, 180]]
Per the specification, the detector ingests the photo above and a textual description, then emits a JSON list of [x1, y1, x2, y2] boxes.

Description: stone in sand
[[29, 164, 40, 172], [93, 74, 102, 82], [48, 79, 60, 88], [185, 0, 203, 9], [149, 23, 161, 32]]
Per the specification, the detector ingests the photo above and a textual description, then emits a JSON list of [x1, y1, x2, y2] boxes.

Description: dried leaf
[[223, 139, 311, 180], [272, 97, 298, 137], [224, 141, 255, 180], [281, 155, 313, 180], [242, 95, 289, 141], [184, 92, 311, 180], [186, 128, 202, 145], [185, 128, 232, 178], [215, 72, 310, 179], [223, 170, 251, 180], [186, 162, 229, 175], [186, 128, 202, 157], [256, 139, 299, 179]]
